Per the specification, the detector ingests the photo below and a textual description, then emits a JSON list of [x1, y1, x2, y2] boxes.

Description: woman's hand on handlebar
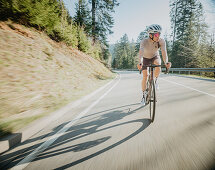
[[165, 62, 172, 69], [137, 63, 142, 71]]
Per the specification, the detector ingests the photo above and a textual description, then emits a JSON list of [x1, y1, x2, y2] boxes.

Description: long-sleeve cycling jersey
[[139, 38, 168, 63]]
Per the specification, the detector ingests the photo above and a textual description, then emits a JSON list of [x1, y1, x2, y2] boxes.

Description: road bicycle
[[139, 64, 168, 122]]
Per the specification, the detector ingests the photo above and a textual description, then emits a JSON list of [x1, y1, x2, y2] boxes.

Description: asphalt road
[[0, 71, 215, 170]]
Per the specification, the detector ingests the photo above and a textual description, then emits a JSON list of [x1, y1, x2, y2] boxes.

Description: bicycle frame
[[146, 66, 155, 105], [140, 64, 163, 122], [139, 64, 169, 122]]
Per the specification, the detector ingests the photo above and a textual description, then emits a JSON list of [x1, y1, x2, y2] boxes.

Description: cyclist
[[137, 24, 171, 105]]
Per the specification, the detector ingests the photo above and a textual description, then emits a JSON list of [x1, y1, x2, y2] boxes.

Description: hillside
[[0, 21, 115, 137]]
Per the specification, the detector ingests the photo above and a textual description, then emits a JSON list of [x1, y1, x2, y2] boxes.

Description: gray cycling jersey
[[139, 38, 168, 63]]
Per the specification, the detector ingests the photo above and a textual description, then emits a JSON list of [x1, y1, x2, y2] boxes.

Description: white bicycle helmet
[[147, 24, 162, 34]]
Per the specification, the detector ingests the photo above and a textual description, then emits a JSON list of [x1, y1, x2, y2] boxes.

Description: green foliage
[[74, 0, 91, 34], [0, 0, 84, 50], [196, 34, 215, 68], [0, 0, 13, 20], [101, 47, 111, 61], [60, 24, 79, 47], [77, 27, 90, 52], [135, 31, 148, 53], [112, 57, 116, 69], [89, 0, 119, 45], [169, 0, 213, 68], [112, 34, 137, 69], [0, 0, 109, 60], [90, 42, 102, 60]]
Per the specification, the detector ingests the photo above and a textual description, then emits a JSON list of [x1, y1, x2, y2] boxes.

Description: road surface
[[0, 71, 215, 170]]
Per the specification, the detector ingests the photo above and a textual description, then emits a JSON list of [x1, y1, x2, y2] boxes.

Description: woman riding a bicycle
[[137, 24, 171, 105]]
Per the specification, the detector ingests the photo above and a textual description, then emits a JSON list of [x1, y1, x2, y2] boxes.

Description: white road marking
[[11, 75, 121, 170], [161, 78, 215, 98]]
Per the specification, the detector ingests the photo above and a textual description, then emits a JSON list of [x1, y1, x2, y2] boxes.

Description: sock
[[142, 91, 147, 95]]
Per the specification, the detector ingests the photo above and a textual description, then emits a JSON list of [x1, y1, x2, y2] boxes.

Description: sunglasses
[[151, 32, 160, 37], [154, 32, 160, 37]]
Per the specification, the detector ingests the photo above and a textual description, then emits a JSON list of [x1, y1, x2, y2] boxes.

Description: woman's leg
[[153, 57, 161, 78], [142, 69, 148, 91]]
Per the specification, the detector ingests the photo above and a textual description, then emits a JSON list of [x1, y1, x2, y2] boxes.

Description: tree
[[112, 34, 136, 69], [169, 0, 208, 68], [135, 30, 148, 53], [163, 32, 172, 62], [89, 0, 119, 45], [73, 0, 119, 61], [74, 0, 91, 34]]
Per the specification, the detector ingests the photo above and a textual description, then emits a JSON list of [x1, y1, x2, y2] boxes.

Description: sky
[[107, 0, 171, 44], [64, 0, 215, 44]]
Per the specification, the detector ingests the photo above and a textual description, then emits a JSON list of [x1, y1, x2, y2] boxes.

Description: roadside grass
[[0, 78, 114, 138], [0, 115, 43, 137], [0, 21, 116, 138]]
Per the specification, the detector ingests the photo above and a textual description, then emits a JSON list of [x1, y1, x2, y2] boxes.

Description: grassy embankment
[[0, 21, 115, 137]]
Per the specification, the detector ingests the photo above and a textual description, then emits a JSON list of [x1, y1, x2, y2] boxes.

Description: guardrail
[[161, 68, 215, 78], [113, 68, 215, 78]]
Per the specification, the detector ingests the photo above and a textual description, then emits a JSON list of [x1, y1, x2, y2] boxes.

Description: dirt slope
[[0, 21, 115, 136]]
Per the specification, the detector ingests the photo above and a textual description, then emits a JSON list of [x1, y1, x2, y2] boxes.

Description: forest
[[112, 0, 215, 74], [0, 0, 119, 63], [1, 0, 214, 71]]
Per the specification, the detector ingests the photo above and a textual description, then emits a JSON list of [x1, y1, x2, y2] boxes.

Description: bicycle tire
[[150, 80, 156, 122]]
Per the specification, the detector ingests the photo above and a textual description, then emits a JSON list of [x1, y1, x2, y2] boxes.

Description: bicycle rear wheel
[[149, 80, 156, 122]]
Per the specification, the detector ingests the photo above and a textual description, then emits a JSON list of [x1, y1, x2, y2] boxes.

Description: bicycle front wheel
[[149, 80, 156, 123]]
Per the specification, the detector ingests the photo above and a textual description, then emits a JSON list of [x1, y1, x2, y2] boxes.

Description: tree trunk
[[92, 0, 96, 44], [173, 0, 178, 47]]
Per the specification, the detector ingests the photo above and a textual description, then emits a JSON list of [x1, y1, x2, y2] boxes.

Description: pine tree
[[129, 40, 137, 68], [135, 30, 148, 53], [74, 0, 91, 34], [163, 33, 172, 62], [0, 0, 79, 47], [169, 0, 208, 68], [89, 0, 119, 45], [112, 34, 137, 69]]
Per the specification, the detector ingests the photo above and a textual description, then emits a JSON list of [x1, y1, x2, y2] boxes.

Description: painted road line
[[11, 75, 121, 170], [161, 78, 215, 98]]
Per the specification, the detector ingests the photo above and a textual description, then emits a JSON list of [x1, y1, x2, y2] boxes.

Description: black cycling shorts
[[142, 56, 160, 70]]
